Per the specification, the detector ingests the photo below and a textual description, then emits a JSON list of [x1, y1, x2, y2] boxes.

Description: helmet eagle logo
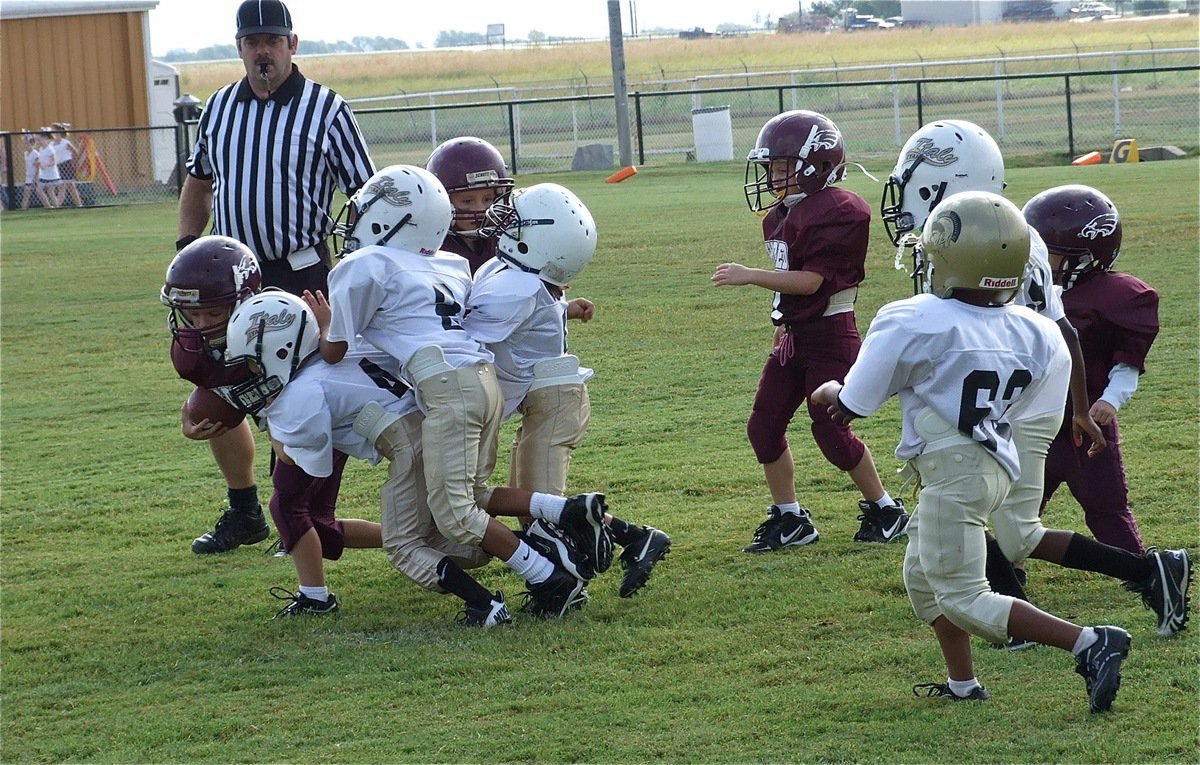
[[1079, 214, 1119, 240]]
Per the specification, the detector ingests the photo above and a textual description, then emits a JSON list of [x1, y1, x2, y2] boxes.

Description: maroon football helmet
[[426, 136, 514, 234], [744, 110, 847, 212], [1022, 184, 1122, 289], [161, 235, 262, 352]]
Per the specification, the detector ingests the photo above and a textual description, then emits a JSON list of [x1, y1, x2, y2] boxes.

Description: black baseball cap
[[236, 0, 293, 39]]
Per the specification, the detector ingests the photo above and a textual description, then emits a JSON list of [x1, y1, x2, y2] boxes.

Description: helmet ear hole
[[517, 242, 529, 254]]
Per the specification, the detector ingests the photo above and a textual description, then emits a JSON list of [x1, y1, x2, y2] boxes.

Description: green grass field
[[1, 158, 1197, 763]]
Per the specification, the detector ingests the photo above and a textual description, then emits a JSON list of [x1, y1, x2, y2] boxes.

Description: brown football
[[186, 387, 246, 429]]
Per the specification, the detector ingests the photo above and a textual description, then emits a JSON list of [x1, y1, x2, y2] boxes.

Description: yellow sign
[[1110, 138, 1140, 164]]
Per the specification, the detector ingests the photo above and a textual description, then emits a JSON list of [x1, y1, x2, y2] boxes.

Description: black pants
[[258, 241, 332, 297]]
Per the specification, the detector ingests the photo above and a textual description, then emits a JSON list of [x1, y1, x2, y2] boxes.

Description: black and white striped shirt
[[187, 65, 375, 262]]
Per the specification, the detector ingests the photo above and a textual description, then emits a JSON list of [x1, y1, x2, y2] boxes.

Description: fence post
[[175, 124, 187, 195], [2, 134, 15, 210], [1065, 75, 1075, 160], [916, 81, 924, 128], [777, 87, 784, 115], [634, 92, 645, 166], [995, 61, 1006, 140], [429, 93, 438, 147], [507, 103, 518, 175], [1111, 54, 1121, 139], [891, 66, 902, 146]]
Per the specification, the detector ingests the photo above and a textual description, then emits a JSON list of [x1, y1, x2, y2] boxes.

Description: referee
[[173, 0, 375, 556], [177, 0, 375, 295]]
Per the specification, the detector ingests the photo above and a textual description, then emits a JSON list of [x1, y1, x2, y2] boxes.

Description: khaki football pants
[[414, 354, 503, 547], [902, 411, 1016, 645], [375, 410, 491, 592], [992, 411, 1062, 563], [508, 383, 591, 495]]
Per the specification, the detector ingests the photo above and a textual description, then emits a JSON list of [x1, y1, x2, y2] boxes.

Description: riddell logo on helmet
[[1079, 214, 1119, 240], [905, 138, 958, 167], [979, 276, 1019, 289]]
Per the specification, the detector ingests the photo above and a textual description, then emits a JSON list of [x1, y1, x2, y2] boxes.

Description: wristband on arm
[[176, 234, 199, 251], [834, 394, 864, 421]]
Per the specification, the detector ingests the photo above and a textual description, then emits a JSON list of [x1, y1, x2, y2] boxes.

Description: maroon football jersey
[[171, 340, 254, 411], [1062, 270, 1159, 403], [441, 232, 498, 275], [760, 187, 871, 325]]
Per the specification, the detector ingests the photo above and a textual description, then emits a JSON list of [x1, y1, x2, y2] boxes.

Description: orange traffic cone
[[1071, 151, 1102, 166], [605, 165, 637, 183]]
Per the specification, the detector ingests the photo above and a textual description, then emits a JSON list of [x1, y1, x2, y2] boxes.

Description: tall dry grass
[[177, 16, 1198, 100]]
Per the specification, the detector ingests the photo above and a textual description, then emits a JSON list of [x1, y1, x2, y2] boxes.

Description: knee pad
[[934, 589, 1010, 646], [433, 508, 488, 547], [992, 511, 1045, 562], [811, 420, 864, 472], [386, 541, 444, 592], [747, 411, 787, 464]]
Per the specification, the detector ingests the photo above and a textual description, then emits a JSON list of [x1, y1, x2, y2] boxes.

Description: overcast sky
[[148, 0, 803, 55]]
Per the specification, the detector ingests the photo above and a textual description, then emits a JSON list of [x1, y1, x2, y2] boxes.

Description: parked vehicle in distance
[[1071, 2, 1116, 16]]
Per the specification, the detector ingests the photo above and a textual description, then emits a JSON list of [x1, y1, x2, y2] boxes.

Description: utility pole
[[608, 0, 633, 167]]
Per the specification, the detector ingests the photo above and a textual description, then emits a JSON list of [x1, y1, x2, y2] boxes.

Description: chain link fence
[[1, 125, 184, 210], [358, 61, 1199, 175], [3, 53, 1195, 211]]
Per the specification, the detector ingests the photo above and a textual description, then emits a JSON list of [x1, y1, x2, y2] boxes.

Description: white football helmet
[[880, 119, 1005, 248], [334, 164, 453, 257], [480, 183, 596, 287], [920, 191, 1029, 305], [224, 290, 320, 414]]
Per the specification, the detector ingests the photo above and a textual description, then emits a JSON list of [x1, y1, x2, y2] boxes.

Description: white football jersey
[[1018, 226, 1065, 322], [263, 349, 417, 478], [464, 258, 593, 418], [839, 293, 1068, 479], [325, 245, 492, 387]]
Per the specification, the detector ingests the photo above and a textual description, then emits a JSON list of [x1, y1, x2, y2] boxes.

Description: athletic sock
[[866, 491, 897, 509], [529, 492, 566, 524], [437, 558, 493, 608], [775, 501, 802, 516], [948, 677, 983, 697], [298, 585, 329, 603], [1061, 532, 1153, 582], [229, 486, 260, 512], [504, 540, 554, 585], [1072, 627, 1098, 655]]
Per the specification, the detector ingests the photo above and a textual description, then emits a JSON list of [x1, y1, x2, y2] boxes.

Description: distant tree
[[194, 43, 238, 60], [1133, 0, 1169, 11], [349, 36, 409, 52], [528, 29, 546, 44], [435, 30, 488, 47]]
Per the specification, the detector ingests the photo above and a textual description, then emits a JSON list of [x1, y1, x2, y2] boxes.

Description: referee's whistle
[[259, 62, 270, 80]]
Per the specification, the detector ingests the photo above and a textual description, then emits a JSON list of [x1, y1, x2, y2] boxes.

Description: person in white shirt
[[813, 191, 1131, 713], [309, 165, 604, 619], [49, 123, 83, 207], [20, 133, 50, 209], [462, 182, 671, 597], [878, 118, 1107, 627], [224, 291, 385, 618], [34, 131, 63, 208]]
